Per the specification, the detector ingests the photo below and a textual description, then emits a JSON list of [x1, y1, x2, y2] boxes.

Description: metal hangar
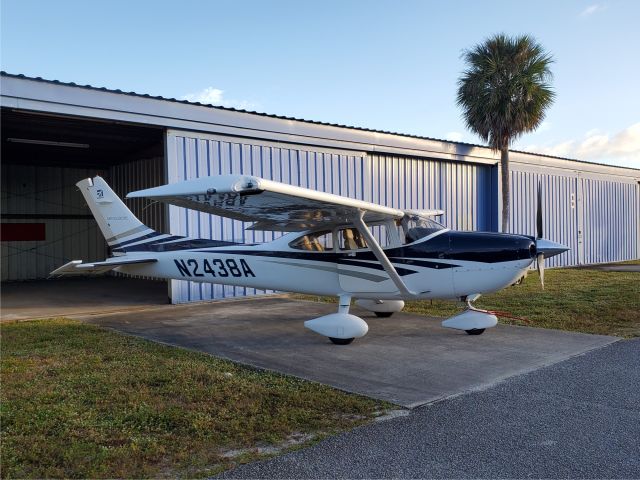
[[1, 72, 638, 304]]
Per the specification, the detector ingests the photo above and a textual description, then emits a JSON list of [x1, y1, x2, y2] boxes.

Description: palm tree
[[457, 34, 554, 232]]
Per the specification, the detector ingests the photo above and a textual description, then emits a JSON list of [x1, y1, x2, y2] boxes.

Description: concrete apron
[[77, 297, 618, 408], [0, 277, 169, 322]]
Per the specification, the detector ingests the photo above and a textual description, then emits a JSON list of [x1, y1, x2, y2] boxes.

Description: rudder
[[77, 176, 155, 249]]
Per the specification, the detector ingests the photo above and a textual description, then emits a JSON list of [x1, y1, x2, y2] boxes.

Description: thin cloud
[[580, 4, 605, 16], [538, 121, 551, 133], [445, 131, 464, 142], [517, 123, 640, 169], [181, 86, 258, 110]]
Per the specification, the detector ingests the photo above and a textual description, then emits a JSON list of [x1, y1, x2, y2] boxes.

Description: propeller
[[527, 181, 569, 289], [536, 182, 545, 289]]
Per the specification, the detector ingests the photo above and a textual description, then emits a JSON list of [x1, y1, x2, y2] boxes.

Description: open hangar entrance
[[1, 108, 170, 313]]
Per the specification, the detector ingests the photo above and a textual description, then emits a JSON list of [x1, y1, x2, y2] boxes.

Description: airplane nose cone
[[536, 238, 570, 259]]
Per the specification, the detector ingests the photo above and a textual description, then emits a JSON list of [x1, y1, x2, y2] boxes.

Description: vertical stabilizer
[[77, 176, 154, 248]]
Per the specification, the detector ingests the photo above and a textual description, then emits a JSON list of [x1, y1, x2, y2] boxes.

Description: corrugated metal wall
[[108, 156, 167, 282], [508, 169, 580, 267], [367, 154, 494, 231], [167, 133, 369, 302], [109, 157, 166, 233], [509, 166, 639, 267], [1, 158, 168, 282], [1, 164, 107, 281], [166, 132, 494, 303], [581, 176, 639, 264]]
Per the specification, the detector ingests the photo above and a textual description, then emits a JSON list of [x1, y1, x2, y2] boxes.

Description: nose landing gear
[[441, 294, 497, 335]]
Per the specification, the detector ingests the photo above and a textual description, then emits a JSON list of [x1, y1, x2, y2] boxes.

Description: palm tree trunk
[[500, 147, 510, 233]]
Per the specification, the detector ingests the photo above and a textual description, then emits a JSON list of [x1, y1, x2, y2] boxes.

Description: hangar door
[[1, 164, 108, 281], [165, 130, 496, 304], [0, 109, 166, 283], [509, 166, 639, 267], [165, 130, 368, 303]]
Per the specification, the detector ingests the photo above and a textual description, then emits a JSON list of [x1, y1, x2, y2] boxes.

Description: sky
[[1, 0, 639, 168]]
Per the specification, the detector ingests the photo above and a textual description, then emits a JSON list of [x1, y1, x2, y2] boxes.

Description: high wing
[[127, 175, 445, 298], [127, 175, 405, 231], [49, 258, 157, 277]]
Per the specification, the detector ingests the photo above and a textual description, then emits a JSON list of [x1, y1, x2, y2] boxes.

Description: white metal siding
[[1, 164, 107, 281], [509, 166, 639, 266], [166, 132, 495, 303], [508, 169, 580, 267], [581, 177, 639, 264], [166, 132, 368, 303], [108, 157, 167, 282], [367, 154, 493, 232], [109, 157, 167, 233]]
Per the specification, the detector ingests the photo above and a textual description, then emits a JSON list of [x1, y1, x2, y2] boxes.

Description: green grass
[[298, 264, 640, 338], [0, 319, 388, 479], [405, 267, 640, 337]]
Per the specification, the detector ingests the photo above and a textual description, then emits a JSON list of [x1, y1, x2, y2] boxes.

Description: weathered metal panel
[[508, 169, 579, 267], [167, 132, 494, 303], [166, 131, 637, 303], [108, 157, 167, 283], [109, 157, 167, 233], [167, 132, 369, 303], [581, 177, 639, 264], [509, 166, 639, 267], [1, 163, 107, 281], [366, 154, 493, 232]]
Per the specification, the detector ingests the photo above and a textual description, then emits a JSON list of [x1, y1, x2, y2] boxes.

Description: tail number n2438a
[[174, 258, 255, 278]]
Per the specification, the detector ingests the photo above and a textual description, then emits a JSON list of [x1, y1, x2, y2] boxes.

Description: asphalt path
[[219, 338, 640, 479]]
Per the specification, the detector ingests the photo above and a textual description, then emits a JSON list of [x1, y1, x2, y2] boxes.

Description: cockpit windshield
[[402, 214, 445, 244]]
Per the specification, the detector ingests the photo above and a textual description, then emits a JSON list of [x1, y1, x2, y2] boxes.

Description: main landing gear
[[441, 294, 497, 335], [304, 295, 368, 345]]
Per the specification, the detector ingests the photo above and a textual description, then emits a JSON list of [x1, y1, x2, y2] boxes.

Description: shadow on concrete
[[0, 277, 169, 321]]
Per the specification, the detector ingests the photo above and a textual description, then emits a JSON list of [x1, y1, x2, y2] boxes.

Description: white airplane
[[51, 175, 568, 344]]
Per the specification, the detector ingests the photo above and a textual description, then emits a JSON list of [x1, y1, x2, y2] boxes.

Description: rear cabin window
[[338, 228, 368, 251]]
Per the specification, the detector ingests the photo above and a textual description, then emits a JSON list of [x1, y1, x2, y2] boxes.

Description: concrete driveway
[[0, 277, 169, 321], [77, 297, 617, 408]]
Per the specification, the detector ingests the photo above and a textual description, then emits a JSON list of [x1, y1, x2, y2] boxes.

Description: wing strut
[[353, 210, 419, 298]]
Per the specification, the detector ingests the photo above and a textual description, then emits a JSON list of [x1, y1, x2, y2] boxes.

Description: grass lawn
[[405, 266, 640, 337], [299, 262, 640, 338], [0, 319, 387, 479]]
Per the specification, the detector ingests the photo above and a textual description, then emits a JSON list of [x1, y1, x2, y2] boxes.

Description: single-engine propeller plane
[[51, 175, 568, 344]]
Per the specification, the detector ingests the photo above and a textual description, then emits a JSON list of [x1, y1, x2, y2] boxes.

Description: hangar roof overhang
[[1, 72, 638, 180]]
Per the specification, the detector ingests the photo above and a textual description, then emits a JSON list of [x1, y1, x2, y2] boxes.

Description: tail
[[77, 176, 159, 252]]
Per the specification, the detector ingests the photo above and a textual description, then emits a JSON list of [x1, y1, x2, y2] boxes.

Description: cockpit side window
[[289, 230, 333, 252]]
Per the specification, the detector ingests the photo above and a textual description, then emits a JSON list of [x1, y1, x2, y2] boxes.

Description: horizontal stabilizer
[[49, 258, 157, 277]]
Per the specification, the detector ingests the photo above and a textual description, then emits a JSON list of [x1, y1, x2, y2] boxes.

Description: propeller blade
[[536, 181, 543, 239], [536, 253, 545, 290]]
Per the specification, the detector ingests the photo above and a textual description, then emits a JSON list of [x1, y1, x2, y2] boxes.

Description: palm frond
[[456, 33, 555, 151]]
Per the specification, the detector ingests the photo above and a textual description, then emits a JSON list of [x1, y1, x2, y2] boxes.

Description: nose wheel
[[442, 294, 497, 334], [329, 337, 355, 345], [465, 328, 485, 335]]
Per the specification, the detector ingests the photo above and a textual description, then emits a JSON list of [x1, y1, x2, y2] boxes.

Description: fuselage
[[116, 229, 536, 301]]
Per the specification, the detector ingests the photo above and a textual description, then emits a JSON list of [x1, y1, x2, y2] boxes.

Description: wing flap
[[127, 175, 405, 231], [49, 258, 157, 277]]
